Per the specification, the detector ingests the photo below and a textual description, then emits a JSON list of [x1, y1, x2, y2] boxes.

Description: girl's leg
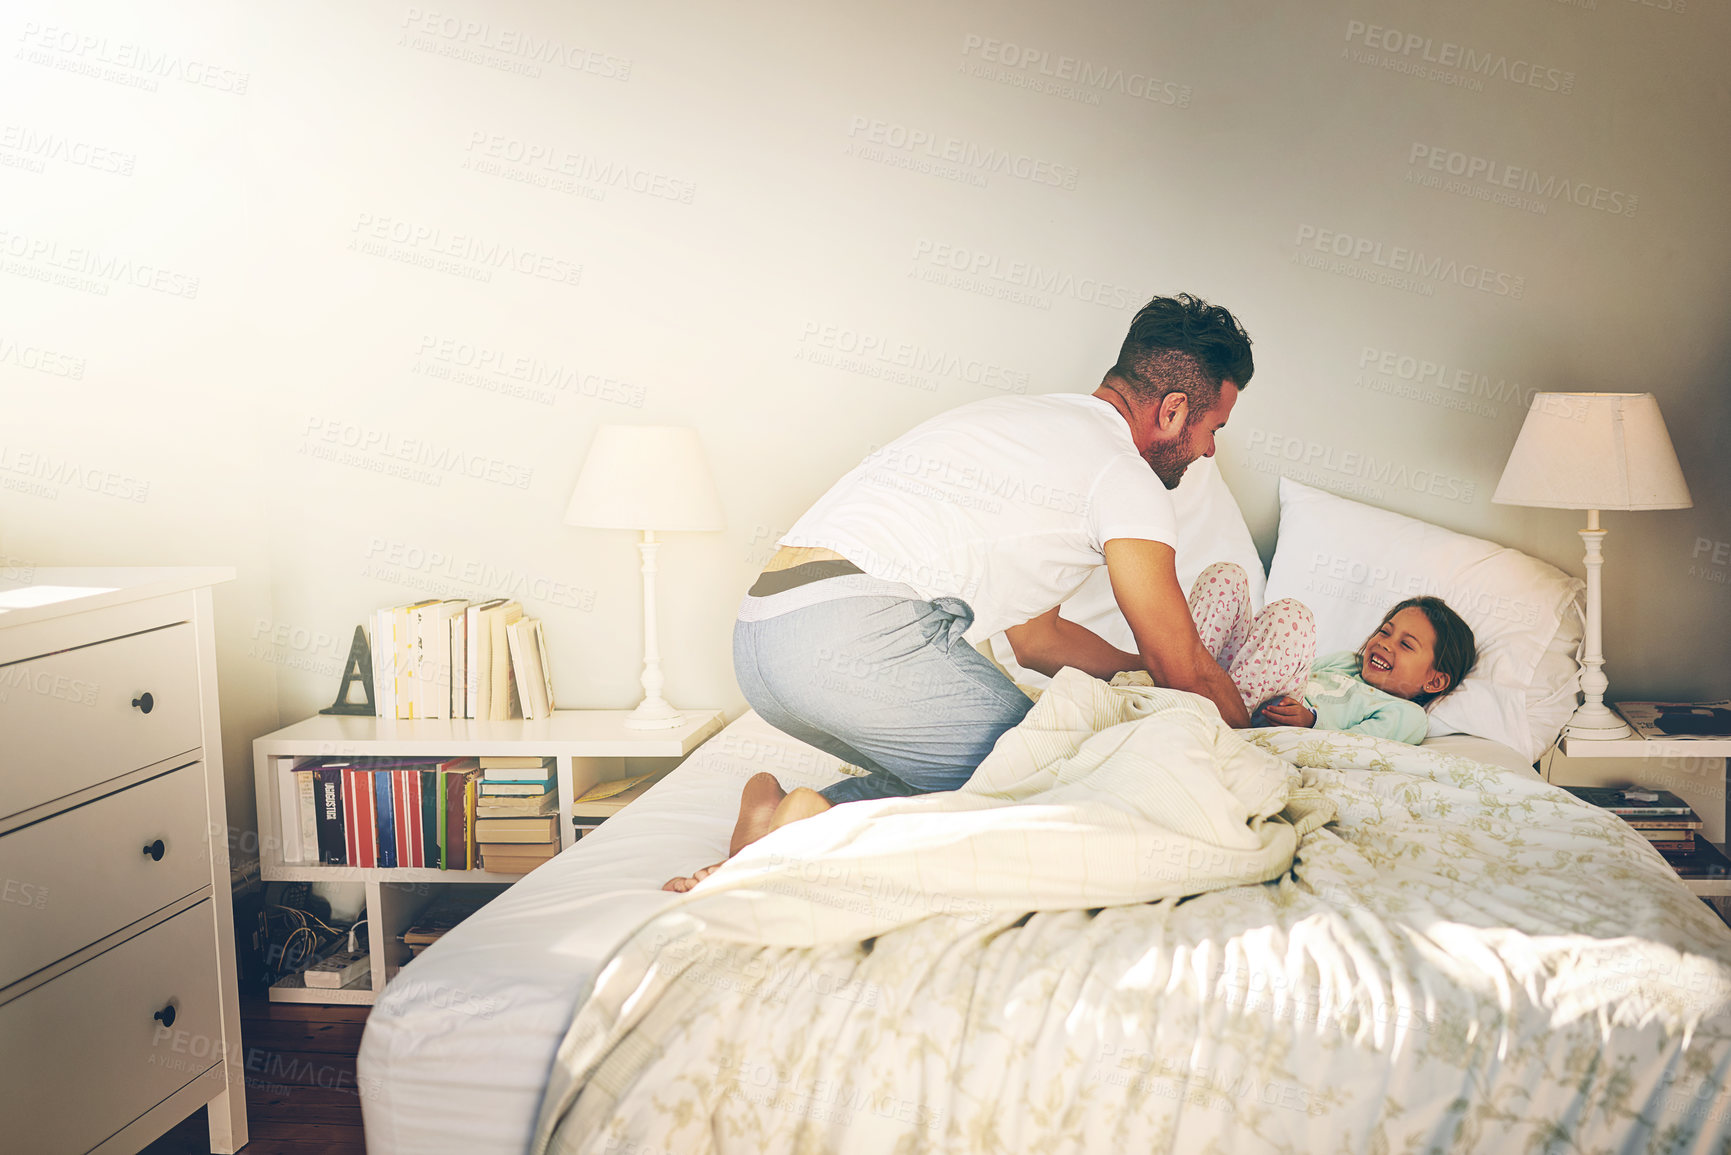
[[1227, 599, 1317, 711], [1187, 562, 1254, 671]]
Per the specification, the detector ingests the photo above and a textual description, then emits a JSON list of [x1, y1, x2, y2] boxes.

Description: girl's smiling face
[[1360, 607, 1452, 701]]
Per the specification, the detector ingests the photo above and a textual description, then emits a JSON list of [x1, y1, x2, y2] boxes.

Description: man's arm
[[1102, 538, 1252, 728], [1003, 608, 1140, 681]]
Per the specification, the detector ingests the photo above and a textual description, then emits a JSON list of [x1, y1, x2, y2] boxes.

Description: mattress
[[357, 712, 1537, 1155]]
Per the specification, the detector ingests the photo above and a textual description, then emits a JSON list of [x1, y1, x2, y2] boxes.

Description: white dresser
[[0, 567, 247, 1155]]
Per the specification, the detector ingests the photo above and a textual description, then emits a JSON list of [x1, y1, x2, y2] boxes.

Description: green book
[[436, 768, 449, 869]]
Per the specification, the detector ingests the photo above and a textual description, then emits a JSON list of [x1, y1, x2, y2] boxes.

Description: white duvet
[[530, 671, 1731, 1154]]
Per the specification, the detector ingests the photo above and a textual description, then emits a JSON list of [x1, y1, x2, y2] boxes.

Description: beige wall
[[3, 0, 1727, 842]]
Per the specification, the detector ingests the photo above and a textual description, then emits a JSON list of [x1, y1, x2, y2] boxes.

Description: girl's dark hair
[[1366, 596, 1478, 707]]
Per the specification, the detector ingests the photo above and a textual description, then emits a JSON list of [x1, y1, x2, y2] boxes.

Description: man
[[665, 293, 1254, 891]]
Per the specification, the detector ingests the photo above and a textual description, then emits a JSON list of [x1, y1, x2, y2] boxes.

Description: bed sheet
[[357, 714, 1534, 1155]]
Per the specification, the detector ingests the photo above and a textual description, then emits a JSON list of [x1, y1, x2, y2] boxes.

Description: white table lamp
[[564, 425, 725, 728], [1492, 392, 1692, 740]]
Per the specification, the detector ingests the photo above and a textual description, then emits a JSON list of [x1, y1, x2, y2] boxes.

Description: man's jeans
[[734, 592, 1035, 804]]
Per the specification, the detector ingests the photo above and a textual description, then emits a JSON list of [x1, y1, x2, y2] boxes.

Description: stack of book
[[1561, 786, 1731, 878], [477, 757, 561, 875], [570, 770, 665, 838], [281, 756, 487, 870], [369, 598, 557, 721], [400, 887, 509, 957]]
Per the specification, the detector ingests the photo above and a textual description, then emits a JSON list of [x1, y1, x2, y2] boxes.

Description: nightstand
[[1552, 731, 1731, 899], [252, 708, 724, 1004]]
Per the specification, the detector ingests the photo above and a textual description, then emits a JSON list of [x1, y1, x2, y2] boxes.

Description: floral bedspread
[[532, 677, 1731, 1155]]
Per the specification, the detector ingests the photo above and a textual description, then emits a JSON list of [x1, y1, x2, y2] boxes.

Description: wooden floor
[[140, 996, 369, 1155]]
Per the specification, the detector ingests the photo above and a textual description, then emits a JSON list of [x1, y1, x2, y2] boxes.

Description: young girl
[[1183, 563, 1476, 745]]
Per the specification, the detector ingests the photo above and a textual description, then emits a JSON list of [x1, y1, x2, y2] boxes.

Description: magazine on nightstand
[[1615, 701, 1731, 741]]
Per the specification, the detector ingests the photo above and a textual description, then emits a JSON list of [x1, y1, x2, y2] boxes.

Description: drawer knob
[[131, 692, 155, 714], [143, 839, 166, 861], [154, 1004, 176, 1029]]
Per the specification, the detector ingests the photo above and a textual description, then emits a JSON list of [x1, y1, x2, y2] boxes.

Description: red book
[[343, 768, 362, 867], [393, 769, 415, 868], [349, 768, 378, 868], [405, 769, 424, 867]]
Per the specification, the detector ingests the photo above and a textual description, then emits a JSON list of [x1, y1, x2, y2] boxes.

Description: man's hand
[[1103, 538, 1251, 728], [1257, 696, 1316, 728]]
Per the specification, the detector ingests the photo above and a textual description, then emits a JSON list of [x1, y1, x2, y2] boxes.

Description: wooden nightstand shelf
[[1556, 731, 1731, 899], [253, 708, 723, 1003]]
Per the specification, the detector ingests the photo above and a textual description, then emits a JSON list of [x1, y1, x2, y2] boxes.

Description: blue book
[[374, 771, 398, 868]]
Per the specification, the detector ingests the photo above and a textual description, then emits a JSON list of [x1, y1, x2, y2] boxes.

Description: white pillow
[[1262, 477, 1583, 761], [989, 457, 1265, 684]]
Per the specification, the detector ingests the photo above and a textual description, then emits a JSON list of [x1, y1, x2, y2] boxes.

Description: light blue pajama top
[[1301, 651, 1430, 745]]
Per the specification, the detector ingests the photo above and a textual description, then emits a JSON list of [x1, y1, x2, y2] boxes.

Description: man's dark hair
[[1106, 293, 1254, 413], [1371, 596, 1478, 707]]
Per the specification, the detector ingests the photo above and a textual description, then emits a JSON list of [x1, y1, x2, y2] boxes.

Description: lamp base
[[1562, 701, 1633, 741], [623, 697, 684, 730]]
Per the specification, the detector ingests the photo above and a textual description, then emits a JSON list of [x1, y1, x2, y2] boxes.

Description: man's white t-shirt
[[780, 393, 1178, 643]]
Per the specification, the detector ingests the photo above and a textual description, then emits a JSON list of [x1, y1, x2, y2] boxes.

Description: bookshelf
[[1556, 732, 1731, 900], [252, 708, 724, 1003]]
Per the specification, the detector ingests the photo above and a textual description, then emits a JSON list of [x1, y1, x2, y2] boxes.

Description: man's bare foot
[[730, 772, 787, 855], [769, 787, 832, 832], [662, 773, 788, 892]]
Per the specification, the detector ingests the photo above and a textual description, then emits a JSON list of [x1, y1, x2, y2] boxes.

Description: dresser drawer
[[0, 623, 202, 819], [0, 900, 223, 1155], [0, 763, 211, 988]]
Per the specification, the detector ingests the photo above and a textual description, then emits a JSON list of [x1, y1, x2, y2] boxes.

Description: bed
[[357, 467, 1731, 1153]]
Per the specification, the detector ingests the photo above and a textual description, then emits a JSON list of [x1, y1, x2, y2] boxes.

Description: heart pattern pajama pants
[[1187, 562, 1316, 713]]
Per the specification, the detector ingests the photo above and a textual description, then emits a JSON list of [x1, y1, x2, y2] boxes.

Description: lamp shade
[[1491, 393, 1692, 511], [563, 425, 726, 531]]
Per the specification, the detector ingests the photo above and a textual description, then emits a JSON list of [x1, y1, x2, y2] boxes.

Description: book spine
[[436, 770, 449, 870], [449, 615, 464, 720], [343, 769, 363, 868], [375, 770, 398, 868], [464, 770, 479, 870], [406, 769, 424, 868], [297, 771, 319, 863], [420, 769, 439, 870], [278, 764, 305, 865], [392, 769, 413, 868], [468, 606, 487, 721], [445, 770, 466, 870], [315, 767, 347, 866]]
